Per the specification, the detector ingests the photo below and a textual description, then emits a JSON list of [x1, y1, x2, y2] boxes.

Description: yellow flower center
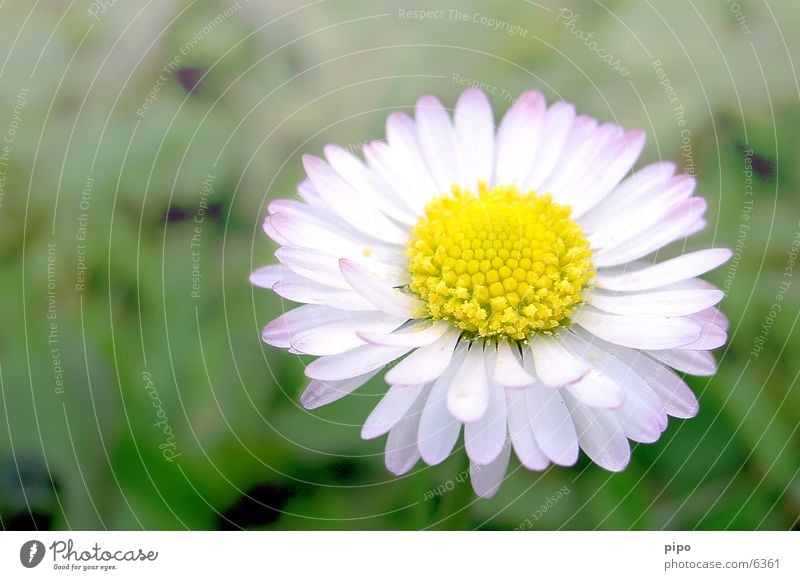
[[406, 182, 594, 341]]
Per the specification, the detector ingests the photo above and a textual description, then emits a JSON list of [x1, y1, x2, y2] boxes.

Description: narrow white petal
[[524, 383, 579, 466], [385, 394, 425, 475], [676, 317, 727, 350], [470, 439, 511, 499], [529, 335, 590, 388], [303, 154, 408, 244], [579, 162, 677, 232], [494, 340, 535, 388], [418, 364, 463, 465], [362, 140, 430, 216], [587, 175, 695, 249], [565, 369, 626, 409], [299, 370, 380, 409], [614, 348, 699, 418], [384, 113, 441, 203], [592, 197, 708, 267], [340, 259, 424, 319], [647, 348, 717, 376], [305, 344, 411, 381], [573, 308, 702, 350], [595, 248, 733, 292], [263, 216, 289, 245], [269, 209, 405, 267], [357, 321, 449, 348], [465, 383, 508, 465], [272, 277, 376, 311], [415, 94, 464, 191], [541, 120, 614, 204], [587, 288, 724, 317], [612, 384, 665, 443], [565, 330, 667, 429], [571, 130, 647, 218], [523, 101, 576, 189], [494, 90, 546, 186], [385, 328, 462, 386], [454, 88, 495, 187], [693, 306, 729, 332], [362, 384, 426, 440], [263, 305, 342, 348], [324, 144, 418, 225], [250, 264, 292, 289], [506, 389, 549, 471], [563, 392, 630, 472], [275, 246, 350, 289], [447, 344, 490, 423], [295, 178, 326, 207], [290, 312, 405, 356]]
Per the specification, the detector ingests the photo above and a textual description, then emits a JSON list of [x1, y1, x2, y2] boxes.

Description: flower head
[[252, 88, 731, 498]]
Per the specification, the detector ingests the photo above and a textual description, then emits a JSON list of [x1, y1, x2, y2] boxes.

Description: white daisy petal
[[385, 394, 426, 475], [505, 389, 549, 471], [447, 344, 490, 423], [357, 321, 450, 348], [415, 94, 465, 190], [305, 344, 412, 381], [493, 90, 546, 186], [494, 340, 535, 389], [384, 113, 442, 202], [299, 370, 381, 409], [523, 102, 576, 189], [303, 154, 409, 244], [262, 305, 341, 348], [647, 348, 717, 376], [385, 329, 462, 386], [564, 331, 667, 429], [693, 306, 729, 332], [571, 129, 646, 219], [295, 178, 326, 207], [586, 175, 695, 250], [595, 248, 733, 292], [563, 392, 630, 472], [262, 216, 289, 245], [565, 369, 626, 410], [362, 383, 426, 440], [324, 144, 418, 225], [454, 88, 495, 187], [528, 335, 590, 388], [573, 308, 702, 350], [676, 316, 727, 350], [465, 382, 508, 465], [250, 264, 292, 289], [524, 383, 579, 466], [268, 206, 404, 265], [339, 259, 424, 319], [289, 312, 405, 356], [612, 348, 699, 418], [272, 277, 376, 311], [418, 362, 464, 465], [587, 288, 724, 317], [274, 246, 352, 289], [470, 439, 511, 499], [542, 119, 613, 204], [592, 197, 708, 267], [578, 161, 677, 232], [362, 140, 431, 216]]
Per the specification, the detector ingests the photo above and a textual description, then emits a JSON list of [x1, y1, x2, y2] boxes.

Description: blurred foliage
[[0, 0, 798, 530]]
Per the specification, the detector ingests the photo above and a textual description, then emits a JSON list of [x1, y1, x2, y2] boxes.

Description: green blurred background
[[0, 0, 798, 530]]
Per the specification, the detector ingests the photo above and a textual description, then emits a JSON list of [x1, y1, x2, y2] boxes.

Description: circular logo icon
[[20, 540, 45, 568]]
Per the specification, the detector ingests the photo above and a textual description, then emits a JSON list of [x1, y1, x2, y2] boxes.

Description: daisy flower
[[252, 88, 731, 498]]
